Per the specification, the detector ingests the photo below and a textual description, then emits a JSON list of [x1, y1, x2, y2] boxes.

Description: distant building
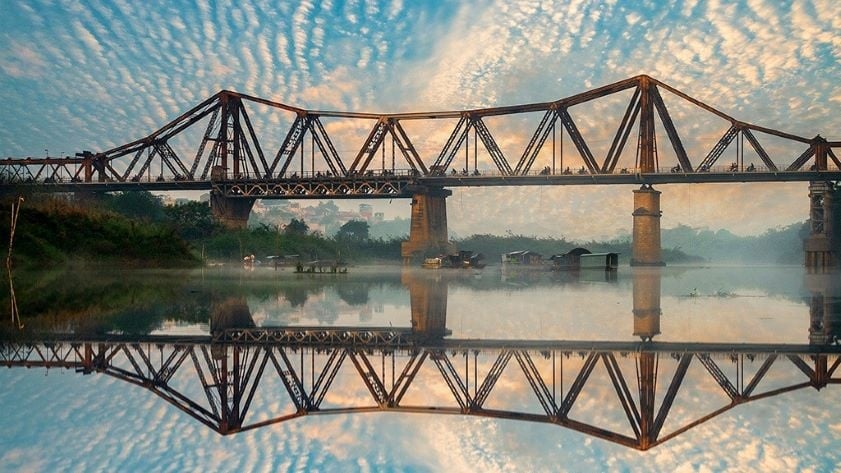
[[502, 250, 543, 265], [373, 212, 384, 224], [359, 203, 373, 221]]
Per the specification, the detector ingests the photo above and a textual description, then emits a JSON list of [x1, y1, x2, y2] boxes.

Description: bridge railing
[[223, 169, 419, 180], [426, 162, 840, 177], [2, 162, 839, 186]]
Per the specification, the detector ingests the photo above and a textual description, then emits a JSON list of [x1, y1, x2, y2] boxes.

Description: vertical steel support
[[637, 77, 657, 173], [638, 352, 656, 449]]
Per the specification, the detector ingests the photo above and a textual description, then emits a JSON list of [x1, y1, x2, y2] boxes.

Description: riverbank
[[0, 197, 200, 268]]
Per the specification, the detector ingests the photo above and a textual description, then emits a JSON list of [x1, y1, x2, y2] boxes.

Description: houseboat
[[501, 250, 544, 266], [422, 251, 485, 269], [551, 248, 618, 271]]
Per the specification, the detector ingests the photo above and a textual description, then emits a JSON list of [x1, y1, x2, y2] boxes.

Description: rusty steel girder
[[1, 75, 839, 197]]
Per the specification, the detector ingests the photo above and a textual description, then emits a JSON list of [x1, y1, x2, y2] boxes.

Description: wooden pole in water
[[7, 196, 23, 328]]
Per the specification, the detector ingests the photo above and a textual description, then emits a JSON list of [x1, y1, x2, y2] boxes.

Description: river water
[[1, 265, 839, 471]]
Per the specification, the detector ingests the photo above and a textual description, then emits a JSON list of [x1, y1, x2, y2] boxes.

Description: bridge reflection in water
[[1, 270, 839, 451]]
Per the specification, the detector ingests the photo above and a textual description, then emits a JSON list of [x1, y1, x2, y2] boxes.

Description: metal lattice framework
[[3, 335, 840, 450], [2, 75, 840, 197]]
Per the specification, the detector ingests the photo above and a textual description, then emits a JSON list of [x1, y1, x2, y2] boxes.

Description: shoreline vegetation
[[0, 192, 807, 268]]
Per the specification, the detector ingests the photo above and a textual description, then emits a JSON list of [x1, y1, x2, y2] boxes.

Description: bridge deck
[[4, 328, 841, 354], [3, 170, 840, 197]]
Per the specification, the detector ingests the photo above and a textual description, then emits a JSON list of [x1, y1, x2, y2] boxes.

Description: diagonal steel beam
[[348, 351, 389, 406], [190, 107, 220, 178], [271, 115, 308, 177], [309, 348, 347, 409], [786, 145, 816, 171], [238, 102, 269, 177], [558, 109, 599, 173], [430, 116, 469, 174], [602, 87, 641, 173], [602, 353, 642, 440], [389, 351, 428, 406], [430, 350, 471, 410], [651, 85, 692, 172], [191, 347, 221, 420], [651, 353, 692, 441], [474, 351, 513, 407], [515, 109, 558, 174], [349, 121, 389, 174], [387, 120, 426, 174], [698, 354, 738, 401], [237, 349, 269, 426], [472, 118, 513, 175], [267, 347, 309, 411], [697, 125, 738, 171], [742, 354, 776, 397], [787, 354, 816, 381], [560, 352, 598, 416], [311, 117, 347, 175], [742, 128, 778, 171], [514, 351, 557, 417]]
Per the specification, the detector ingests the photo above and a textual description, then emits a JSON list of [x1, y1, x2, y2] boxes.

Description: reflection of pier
[[2, 336, 839, 450], [4, 270, 841, 451], [806, 272, 841, 345], [632, 268, 661, 341]]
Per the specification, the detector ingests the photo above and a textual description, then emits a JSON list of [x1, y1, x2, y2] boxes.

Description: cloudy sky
[[1, 0, 840, 238]]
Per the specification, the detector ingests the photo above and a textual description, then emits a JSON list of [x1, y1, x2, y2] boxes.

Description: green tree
[[284, 218, 309, 236], [336, 219, 369, 242], [164, 201, 214, 239], [105, 191, 166, 221]]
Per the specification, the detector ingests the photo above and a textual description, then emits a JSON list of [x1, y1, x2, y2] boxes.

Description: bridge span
[[2, 75, 840, 267]]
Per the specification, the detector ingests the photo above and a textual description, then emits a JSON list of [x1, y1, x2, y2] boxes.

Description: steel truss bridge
[[3, 329, 840, 451], [2, 75, 840, 199]]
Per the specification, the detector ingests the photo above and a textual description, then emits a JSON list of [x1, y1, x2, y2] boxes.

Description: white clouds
[[0, 0, 839, 237]]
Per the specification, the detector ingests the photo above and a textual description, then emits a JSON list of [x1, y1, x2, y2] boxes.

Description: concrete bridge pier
[[804, 181, 840, 269], [210, 192, 255, 229], [631, 185, 665, 267], [401, 186, 456, 264]]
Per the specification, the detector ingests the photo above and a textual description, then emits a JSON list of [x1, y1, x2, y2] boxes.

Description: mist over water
[[1, 264, 839, 471]]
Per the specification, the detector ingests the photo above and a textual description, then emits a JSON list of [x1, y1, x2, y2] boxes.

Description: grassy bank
[[0, 196, 199, 268]]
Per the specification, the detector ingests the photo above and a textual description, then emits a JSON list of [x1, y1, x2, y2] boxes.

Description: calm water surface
[[1, 265, 839, 472]]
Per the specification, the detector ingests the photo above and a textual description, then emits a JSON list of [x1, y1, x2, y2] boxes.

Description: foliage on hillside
[[0, 196, 199, 268]]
